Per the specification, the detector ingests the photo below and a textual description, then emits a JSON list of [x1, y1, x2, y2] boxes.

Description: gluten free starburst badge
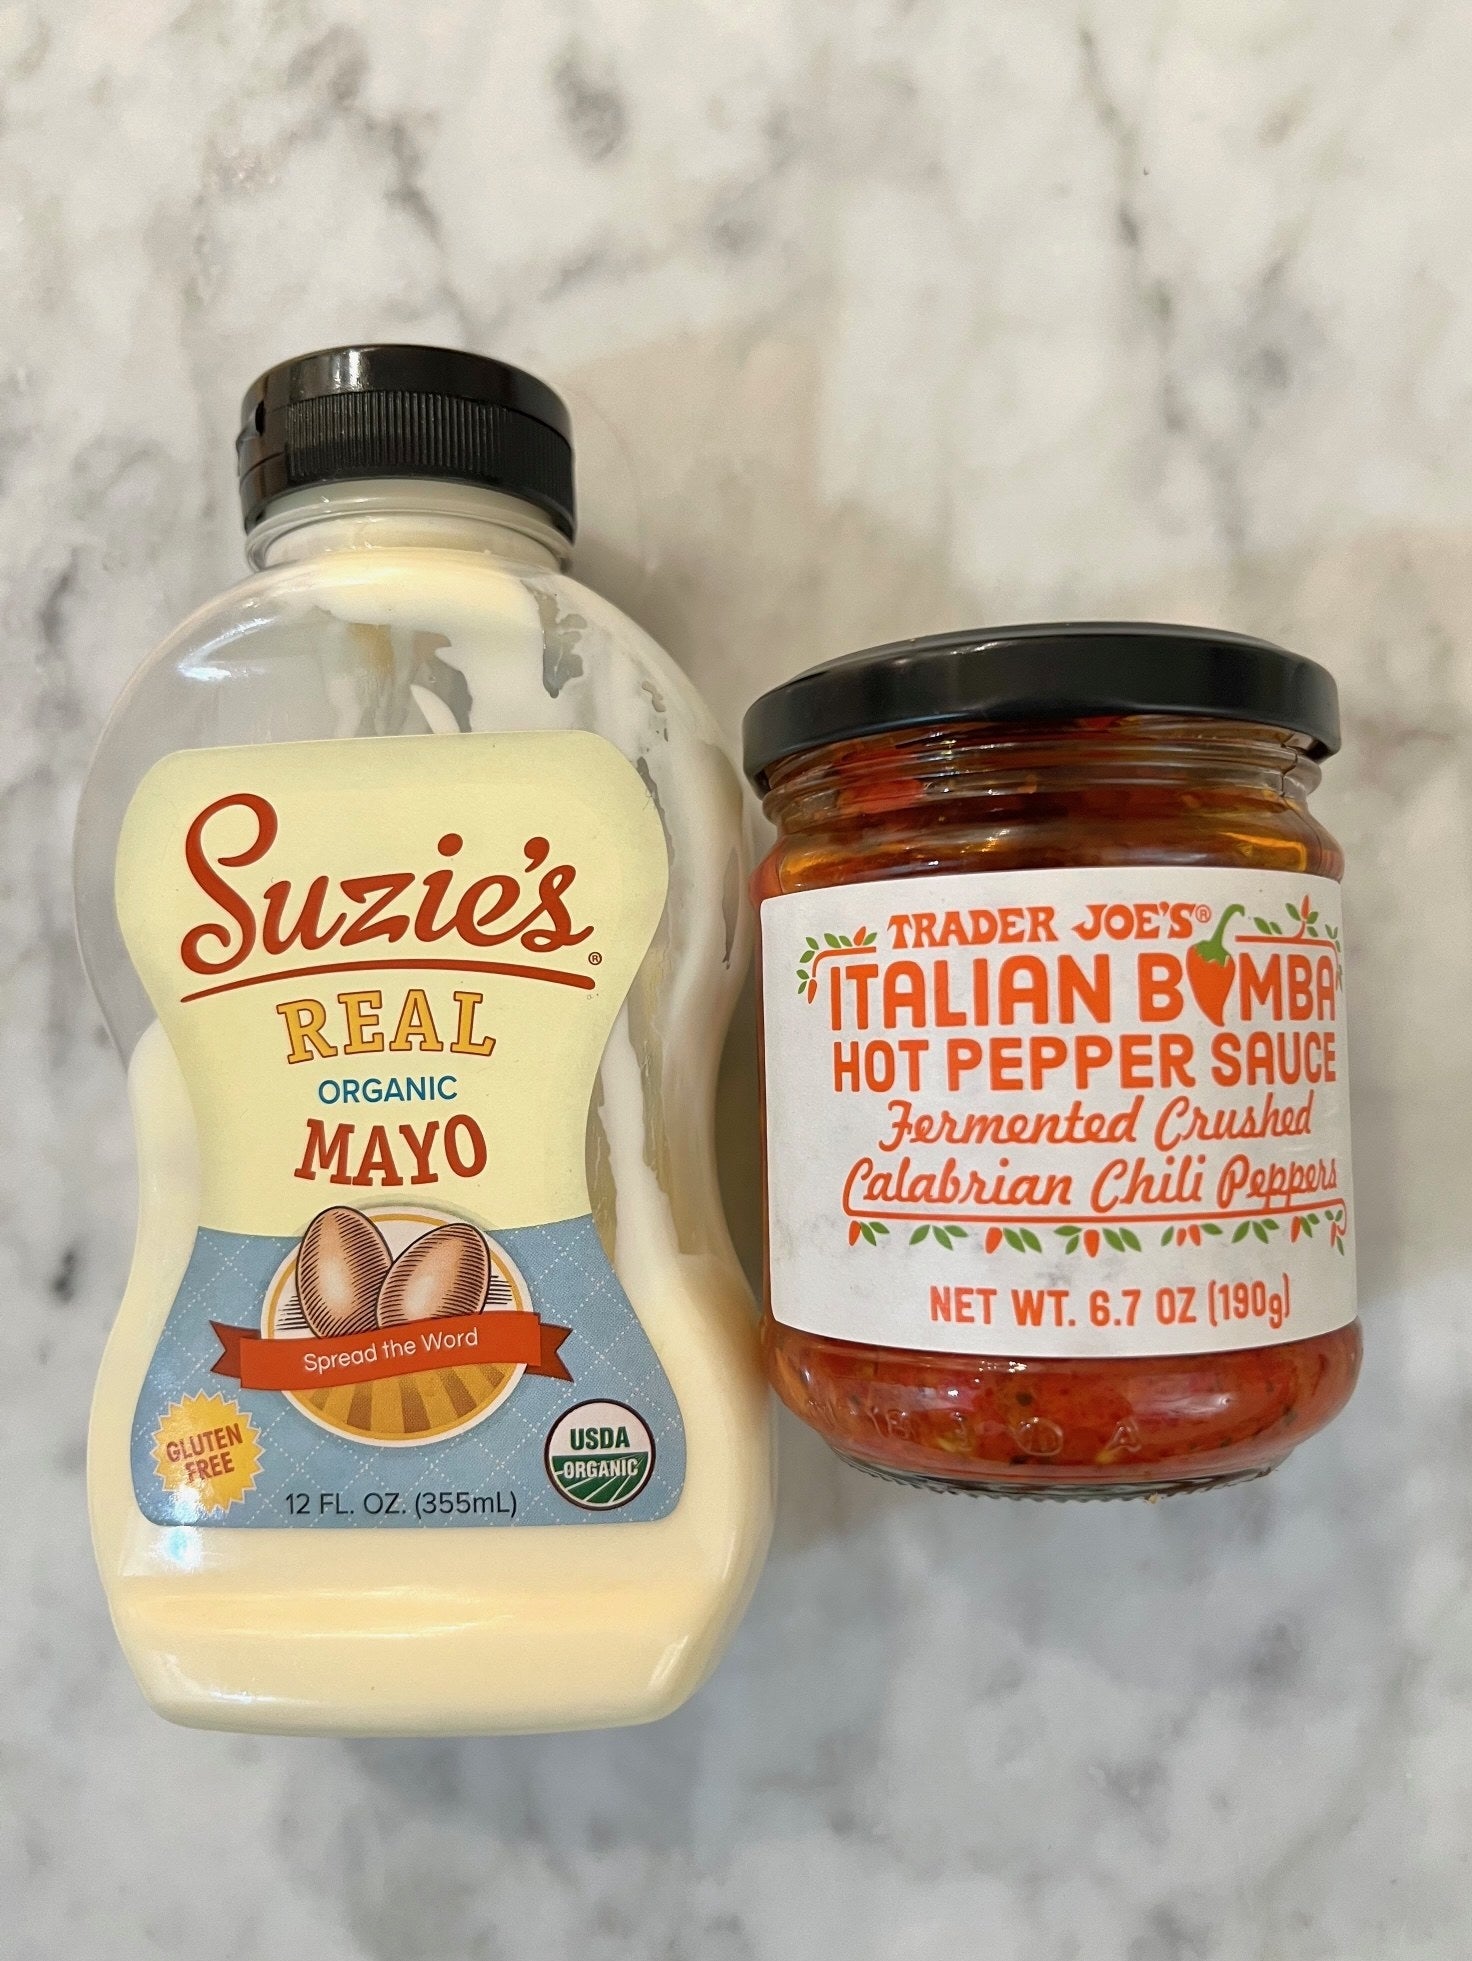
[[151, 1393, 262, 1517]]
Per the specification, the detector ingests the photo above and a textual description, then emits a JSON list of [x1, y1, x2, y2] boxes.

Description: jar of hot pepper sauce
[[743, 624, 1360, 1498]]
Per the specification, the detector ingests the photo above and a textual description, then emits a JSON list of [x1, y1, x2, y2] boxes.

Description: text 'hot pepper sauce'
[[743, 623, 1360, 1498]]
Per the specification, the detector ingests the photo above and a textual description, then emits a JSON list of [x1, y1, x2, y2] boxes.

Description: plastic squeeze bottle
[[74, 344, 772, 1734]]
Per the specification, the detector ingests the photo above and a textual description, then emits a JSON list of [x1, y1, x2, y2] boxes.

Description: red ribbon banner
[[211, 1312, 572, 1391]]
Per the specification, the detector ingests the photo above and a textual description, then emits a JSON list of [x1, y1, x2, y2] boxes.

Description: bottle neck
[[246, 477, 570, 573]]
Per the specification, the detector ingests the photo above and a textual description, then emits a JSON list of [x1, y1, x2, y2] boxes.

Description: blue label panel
[[130, 1212, 685, 1528]]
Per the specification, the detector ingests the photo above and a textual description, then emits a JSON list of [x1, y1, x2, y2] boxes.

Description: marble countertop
[[5, 3, 1470, 1956]]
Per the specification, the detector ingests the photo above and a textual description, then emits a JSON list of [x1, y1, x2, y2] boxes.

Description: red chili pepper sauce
[[744, 626, 1360, 1498]]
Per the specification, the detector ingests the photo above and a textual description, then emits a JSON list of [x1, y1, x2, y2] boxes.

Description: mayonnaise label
[[760, 866, 1356, 1358], [117, 731, 684, 1526]]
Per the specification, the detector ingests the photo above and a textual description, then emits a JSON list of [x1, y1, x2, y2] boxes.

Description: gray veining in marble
[[4, 3, 1471, 1956]]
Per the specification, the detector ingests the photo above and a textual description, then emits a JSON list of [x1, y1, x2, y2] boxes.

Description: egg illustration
[[376, 1222, 490, 1327], [295, 1207, 391, 1338]]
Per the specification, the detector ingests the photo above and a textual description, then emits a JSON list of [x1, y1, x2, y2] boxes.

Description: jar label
[[760, 867, 1355, 1357], [116, 731, 686, 1526]]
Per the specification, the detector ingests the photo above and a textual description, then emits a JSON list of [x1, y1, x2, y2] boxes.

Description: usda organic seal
[[545, 1400, 654, 1510]]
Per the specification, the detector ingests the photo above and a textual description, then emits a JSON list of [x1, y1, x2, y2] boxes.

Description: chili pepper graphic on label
[[1185, 903, 1245, 1025]]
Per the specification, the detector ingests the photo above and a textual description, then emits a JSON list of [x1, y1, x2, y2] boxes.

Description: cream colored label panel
[[116, 731, 683, 1527], [761, 866, 1356, 1359]]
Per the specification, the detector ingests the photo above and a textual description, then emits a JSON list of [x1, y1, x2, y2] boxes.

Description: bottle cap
[[237, 343, 575, 538], [743, 621, 1341, 787]]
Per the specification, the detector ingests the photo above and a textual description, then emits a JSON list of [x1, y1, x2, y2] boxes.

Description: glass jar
[[744, 623, 1360, 1499]]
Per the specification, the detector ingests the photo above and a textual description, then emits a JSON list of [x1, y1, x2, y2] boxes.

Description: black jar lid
[[742, 621, 1341, 787], [237, 343, 576, 538]]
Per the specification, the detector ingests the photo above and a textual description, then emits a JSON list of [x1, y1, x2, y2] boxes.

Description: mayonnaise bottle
[[74, 343, 772, 1734]]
